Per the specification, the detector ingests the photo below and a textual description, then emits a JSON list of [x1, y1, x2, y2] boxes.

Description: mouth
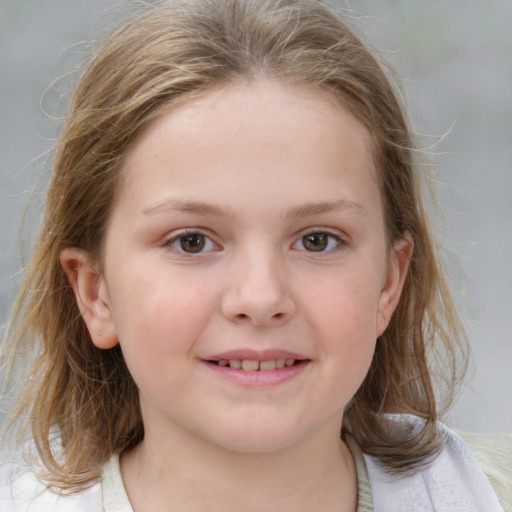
[[208, 358, 303, 371], [203, 351, 310, 385]]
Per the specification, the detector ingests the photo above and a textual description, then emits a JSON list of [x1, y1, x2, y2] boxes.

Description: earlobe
[[376, 233, 413, 337], [60, 247, 118, 349]]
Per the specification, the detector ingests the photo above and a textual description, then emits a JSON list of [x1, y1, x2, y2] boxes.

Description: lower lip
[[204, 360, 309, 386]]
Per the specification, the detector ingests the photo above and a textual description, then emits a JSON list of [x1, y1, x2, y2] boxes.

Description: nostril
[[233, 311, 285, 323]]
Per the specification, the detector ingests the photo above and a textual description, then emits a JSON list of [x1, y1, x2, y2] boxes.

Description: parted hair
[[2, 0, 467, 490]]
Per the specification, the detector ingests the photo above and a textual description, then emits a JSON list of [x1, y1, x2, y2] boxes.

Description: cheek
[[302, 265, 382, 337], [300, 265, 382, 386], [108, 266, 216, 375]]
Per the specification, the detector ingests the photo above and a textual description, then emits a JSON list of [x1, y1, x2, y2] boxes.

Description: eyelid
[[291, 227, 349, 253], [162, 228, 221, 255]]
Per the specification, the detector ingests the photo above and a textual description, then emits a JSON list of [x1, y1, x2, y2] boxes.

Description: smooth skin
[[61, 80, 412, 512]]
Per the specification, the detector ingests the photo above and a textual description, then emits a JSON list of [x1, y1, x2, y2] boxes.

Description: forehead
[[124, 80, 375, 166], [130, 77, 369, 139], [116, 79, 380, 220]]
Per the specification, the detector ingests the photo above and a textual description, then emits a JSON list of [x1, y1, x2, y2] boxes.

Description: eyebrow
[[141, 198, 369, 219], [285, 199, 369, 220], [142, 199, 234, 217]]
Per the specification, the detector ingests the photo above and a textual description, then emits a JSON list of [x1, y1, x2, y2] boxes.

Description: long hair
[[1, 0, 467, 490]]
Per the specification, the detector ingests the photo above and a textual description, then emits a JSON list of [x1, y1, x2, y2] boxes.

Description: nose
[[221, 251, 296, 326]]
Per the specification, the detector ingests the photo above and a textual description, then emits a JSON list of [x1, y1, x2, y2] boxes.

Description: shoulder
[[458, 430, 512, 512], [0, 459, 103, 512], [362, 415, 508, 512]]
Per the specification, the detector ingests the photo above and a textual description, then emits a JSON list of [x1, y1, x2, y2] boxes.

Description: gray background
[[1, 0, 511, 433]]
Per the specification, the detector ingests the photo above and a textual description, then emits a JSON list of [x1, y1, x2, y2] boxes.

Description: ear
[[60, 247, 118, 349], [376, 233, 413, 337]]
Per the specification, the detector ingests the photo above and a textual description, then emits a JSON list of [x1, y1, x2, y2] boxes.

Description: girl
[[1, 0, 510, 510]]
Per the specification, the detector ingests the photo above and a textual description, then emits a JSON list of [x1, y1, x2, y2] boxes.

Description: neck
[[120, 420, 357, 512]]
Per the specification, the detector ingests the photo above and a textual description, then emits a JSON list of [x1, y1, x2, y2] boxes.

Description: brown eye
[[297, 231, 343, 253], [180, 233, 206, 253], [302, 233, 329, 252]]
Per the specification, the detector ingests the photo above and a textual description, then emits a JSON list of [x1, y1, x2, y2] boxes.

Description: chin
[[199, 417, 310, 455]]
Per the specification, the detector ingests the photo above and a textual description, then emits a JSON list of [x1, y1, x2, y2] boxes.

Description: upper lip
[[205, 349, 309, 361]]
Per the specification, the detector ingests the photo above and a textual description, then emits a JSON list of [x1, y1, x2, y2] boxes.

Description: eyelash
[[163, 230, 219, 255], [293, 229, 347, 254], [162, 228, 348, 256]]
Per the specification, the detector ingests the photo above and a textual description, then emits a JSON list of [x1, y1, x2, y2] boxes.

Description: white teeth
[[217, 358, 299, 370], [241, 359, 259, 371], [259, 360, 276, 371]]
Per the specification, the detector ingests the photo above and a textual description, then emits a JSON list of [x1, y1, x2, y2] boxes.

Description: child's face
[[76, 80, 410, 453]]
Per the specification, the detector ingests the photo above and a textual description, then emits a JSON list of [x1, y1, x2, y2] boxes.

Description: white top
[[0, 417, 507, 511], [361, 419, 505, 512], [0, 463, 103, 511]]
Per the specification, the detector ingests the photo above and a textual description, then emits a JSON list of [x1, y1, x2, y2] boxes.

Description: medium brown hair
[[2, 0, 467, 490]]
